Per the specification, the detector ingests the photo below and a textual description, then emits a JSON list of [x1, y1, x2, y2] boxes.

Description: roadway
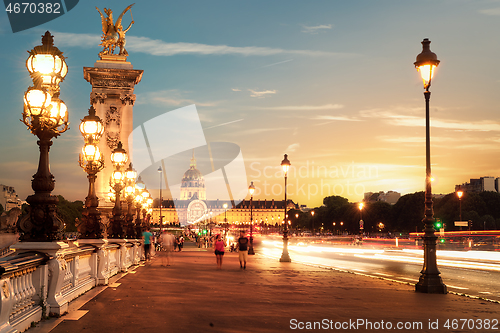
[[257, 235, 500, 302]]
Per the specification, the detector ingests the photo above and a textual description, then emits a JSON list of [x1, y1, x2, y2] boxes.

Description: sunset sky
[[1, 0, 500, 208]]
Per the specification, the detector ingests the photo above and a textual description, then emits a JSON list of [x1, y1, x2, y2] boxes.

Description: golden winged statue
[[96, 4, 135, 57]]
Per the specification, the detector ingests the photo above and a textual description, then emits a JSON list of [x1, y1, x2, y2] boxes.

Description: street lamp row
[[16, 33, 447, 295]]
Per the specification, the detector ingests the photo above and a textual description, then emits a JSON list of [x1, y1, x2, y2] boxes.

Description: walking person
[[178, 235, 184, 252], [213, 234, 225, 269], [160, 231, 175, 266], [237, 231, 249, 269], [142, 227, 153, 262]]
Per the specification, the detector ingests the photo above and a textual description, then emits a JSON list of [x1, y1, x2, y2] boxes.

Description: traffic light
[[439, 238, 445, 244], [434, 220, 442, 230]]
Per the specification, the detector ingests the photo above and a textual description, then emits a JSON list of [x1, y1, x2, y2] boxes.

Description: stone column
[[83, 55, 143, 212]]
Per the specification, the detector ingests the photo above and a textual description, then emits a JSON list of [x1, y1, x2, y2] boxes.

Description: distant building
[[364, 191, 401, 205], [456, 177, 498, 193], [151, 153, 299, 226], [0, 185, 23, 211]]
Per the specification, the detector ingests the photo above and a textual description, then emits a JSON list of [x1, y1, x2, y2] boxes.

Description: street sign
[[454, 221, 469, 227]]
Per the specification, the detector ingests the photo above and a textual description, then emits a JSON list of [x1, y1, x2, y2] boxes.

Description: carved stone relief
[[120, 93, 136, 105], [105, 106, 121, 150], [90, 92, 107, 105], [93, 79, 133, 88]]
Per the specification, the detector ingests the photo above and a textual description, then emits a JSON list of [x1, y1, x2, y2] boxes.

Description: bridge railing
[[0, 239, 143, 333]]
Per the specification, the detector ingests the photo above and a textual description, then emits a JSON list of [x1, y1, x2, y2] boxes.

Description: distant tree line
[[287, 191, 500, 234]]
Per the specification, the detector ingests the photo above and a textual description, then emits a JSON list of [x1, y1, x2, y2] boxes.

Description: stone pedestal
[[83, 56, 143, 210]]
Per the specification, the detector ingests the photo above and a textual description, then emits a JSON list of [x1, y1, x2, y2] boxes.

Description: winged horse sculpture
[[96, 4, 135, 57]]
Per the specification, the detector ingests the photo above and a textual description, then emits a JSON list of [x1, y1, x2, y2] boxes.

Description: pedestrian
[[237, 231, 249, 269], [160, 231, 175, 266], [173, 236, 178, 251], [142, 227, 153, 261], [213, 234, 225, 269], [178, 235, 184, 251]]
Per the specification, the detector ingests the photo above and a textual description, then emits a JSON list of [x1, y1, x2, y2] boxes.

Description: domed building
[[179, 152, 206, 201], [151, 153, 299, 227]]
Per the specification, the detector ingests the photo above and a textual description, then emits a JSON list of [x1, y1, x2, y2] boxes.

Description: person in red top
[[213, 234, 225, 269]]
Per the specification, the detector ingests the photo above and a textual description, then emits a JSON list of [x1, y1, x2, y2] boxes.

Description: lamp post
[[457, 190, 463, 223], [17, 31, 69, 242], [141, 190, 153, 229], [78, 106, 105, 238], [158, 166, 163, 230], [414, 38, 447, 294], [280, 154, 291, 262], [248, 182, 256, 255], [108, 141, 128, 238], [223, 203, 228, 242], [310, 210, 315, 236], [134, 191, 144, 238], [124, 163, 137, 238], [358, 202, 364, 241], [134, 177, 146, 237]]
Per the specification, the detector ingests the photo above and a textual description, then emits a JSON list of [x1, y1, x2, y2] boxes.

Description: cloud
[[53, 32, 354, 57], [301, 24, 333, 34], [225, 126, 293, 137], [360, 108, 500, 132], [205, 119, 244, 130], [231, 88, 241, 92], [313, 115, 360, 122], [136, 90, 216, 107], [260, 59, 293, 68], [478, 7, 500, 15], [50, 33, 100, 48], [286, 143, 300, 152], [248, 89, 277, 98], [259, 104, 344, 111]]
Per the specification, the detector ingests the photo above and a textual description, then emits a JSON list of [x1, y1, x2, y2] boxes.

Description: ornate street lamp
[[78, 141, 105, 239], [280, 154, 291, 262], [414, 38, 446, 294], [17, 32, 69, 242], [134, 192, 144, 237], [248, 181, 256, 255], [124, 163, 137, 238], [26, 31, 68, 95], [134, 176, 146, 237], [140, 190, 153, 228], [79, 106, 104, 142], [78, 106, 105, 239], [108, 141, 128, 238]]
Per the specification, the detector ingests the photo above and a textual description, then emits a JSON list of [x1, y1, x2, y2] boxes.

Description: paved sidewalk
[[30, 246, 500, 333]]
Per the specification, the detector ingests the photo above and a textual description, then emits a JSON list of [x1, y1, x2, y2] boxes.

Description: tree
[[56, 195, 84, 232], [481, 214, 495, 230], [478, 192, 500, 219], [392, 192, 425, 232], [364, 201, 393, 232]]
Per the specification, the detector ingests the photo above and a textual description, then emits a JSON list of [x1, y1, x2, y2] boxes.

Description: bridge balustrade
[[0, 239, 143, 333]]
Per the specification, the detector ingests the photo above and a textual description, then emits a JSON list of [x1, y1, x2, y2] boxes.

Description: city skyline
[[1, 0, 500, 208]]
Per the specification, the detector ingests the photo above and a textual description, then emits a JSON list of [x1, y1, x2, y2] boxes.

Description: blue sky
[[1, 0, 500, 207]]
